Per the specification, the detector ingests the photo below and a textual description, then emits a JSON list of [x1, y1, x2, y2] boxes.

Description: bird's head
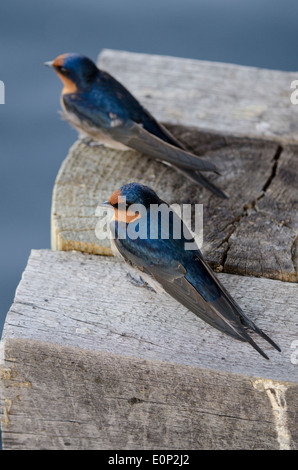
[[103, 183, 161, 224], [45, 53, 98, 94]]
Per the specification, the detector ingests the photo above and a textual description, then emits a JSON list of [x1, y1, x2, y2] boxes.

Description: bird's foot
[[126, 273, 156, 292]]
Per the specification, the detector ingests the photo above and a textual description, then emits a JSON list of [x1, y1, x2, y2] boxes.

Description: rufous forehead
[[109, 189, 124, 206], [52, 53, 69, 67]]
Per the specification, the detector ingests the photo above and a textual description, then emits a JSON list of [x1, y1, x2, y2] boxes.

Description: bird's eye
[[113, 202, 129, 209], [59, 66, 68, 74]]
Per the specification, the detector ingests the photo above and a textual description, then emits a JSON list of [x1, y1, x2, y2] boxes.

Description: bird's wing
[[62, 94, 113, 128], [64, 93, 226, 197], [110, 119, 229, 195], [174, 167, 229, 199], [194, 252, 281, 352], [114, 237, 280, 359], [136, 114, 229, 198], [107, 120, 218, 173], [63, 95, 217, 173]]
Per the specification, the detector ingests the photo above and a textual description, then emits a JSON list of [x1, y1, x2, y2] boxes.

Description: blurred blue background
[[0, 0, 297, 338]]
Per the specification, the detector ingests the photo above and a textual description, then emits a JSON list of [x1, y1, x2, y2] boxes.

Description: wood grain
[[97, 49, 298, 144], [1, 249, 297, 449], [1, 337, 297, 450], [2, 249, 297, 379], [51, 136, 297, 281]]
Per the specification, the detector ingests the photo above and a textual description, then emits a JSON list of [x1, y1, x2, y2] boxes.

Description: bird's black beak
[[44, 60, 54, 68], [99, 201, 113, 208]]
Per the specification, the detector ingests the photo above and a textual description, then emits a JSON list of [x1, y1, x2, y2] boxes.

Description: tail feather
[[247, 336, 270, 360], [240, 317, 282, 353], [197, 254, 281, 358], [175, 166, 228, 199]]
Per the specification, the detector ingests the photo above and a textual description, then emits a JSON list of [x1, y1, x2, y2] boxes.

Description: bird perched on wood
[[45, 53, 227, 198], [101, 182, 280, 359]]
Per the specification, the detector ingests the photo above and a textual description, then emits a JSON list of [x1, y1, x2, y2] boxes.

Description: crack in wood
[[261, 145, 283, 194], [291, 236, 298, 277], [220, 144, 284, 272]]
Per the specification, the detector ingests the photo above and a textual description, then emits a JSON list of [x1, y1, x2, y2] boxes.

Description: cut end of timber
[[51, 135, 298, 282]]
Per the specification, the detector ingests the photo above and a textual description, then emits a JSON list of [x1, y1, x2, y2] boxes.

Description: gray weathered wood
[[222, 145, 298, 281], [97, 49, 298, 144], [1, 337, 297, 450], [1, 249, 297, 449]]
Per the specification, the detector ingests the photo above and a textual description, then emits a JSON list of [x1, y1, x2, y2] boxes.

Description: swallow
[[101, 182, 281, 359], [45, 53, 228, 198]]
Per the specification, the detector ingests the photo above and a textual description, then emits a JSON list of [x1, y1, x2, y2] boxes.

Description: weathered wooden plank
[[0, 249, 297, 450], [51, 136, 298, 281], [97, 49, 298, 144], [1, 337, 297, 450], [2, 250, 297, 379]]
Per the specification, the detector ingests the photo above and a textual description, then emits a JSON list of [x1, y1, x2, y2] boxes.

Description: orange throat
[[113, 208, 141, 224], [57, 72, 78, 95]]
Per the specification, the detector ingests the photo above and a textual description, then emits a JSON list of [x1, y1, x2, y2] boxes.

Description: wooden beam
[[97, 49, 298, 145], [1, 249, 297, 449]]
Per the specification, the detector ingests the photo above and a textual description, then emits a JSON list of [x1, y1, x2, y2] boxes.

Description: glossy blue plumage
[[47, 53, 228, 197], [109, 183, 281, 359], [112, 193, 220, 303]]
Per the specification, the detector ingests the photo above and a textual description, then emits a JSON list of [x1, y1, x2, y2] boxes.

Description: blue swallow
[[102, 182, 280, 359], [45, 53, 228, 198]]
